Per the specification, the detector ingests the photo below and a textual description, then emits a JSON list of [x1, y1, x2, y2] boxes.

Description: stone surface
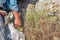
[[8, 23, 25, 40], [5, 12, 25, 40]]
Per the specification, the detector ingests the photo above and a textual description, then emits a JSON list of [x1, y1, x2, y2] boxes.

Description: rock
[[8, 23, 25, 40]]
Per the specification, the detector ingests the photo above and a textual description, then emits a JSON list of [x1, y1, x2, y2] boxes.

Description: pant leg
[[6, 0, 18, 11], [0, 15, 5, 40]]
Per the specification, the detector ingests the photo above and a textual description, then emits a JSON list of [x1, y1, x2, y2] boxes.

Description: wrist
[[15, 17, 20, 19], [12, 11, 20, 19]]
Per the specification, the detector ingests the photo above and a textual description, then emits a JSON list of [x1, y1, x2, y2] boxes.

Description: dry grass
[[24, 10, 60, 40]]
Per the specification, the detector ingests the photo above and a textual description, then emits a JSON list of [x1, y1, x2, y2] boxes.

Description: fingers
[[14, 24, 21, 28], [14, 23, 23, 32]]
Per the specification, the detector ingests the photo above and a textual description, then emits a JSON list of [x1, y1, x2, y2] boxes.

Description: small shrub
[[24, 10, 60, 40]]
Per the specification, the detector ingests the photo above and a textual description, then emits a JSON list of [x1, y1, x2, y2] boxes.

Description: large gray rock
[[0, 15, 5, 40], [5, 12, 25, 40], [8, 23, 25, 40]]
